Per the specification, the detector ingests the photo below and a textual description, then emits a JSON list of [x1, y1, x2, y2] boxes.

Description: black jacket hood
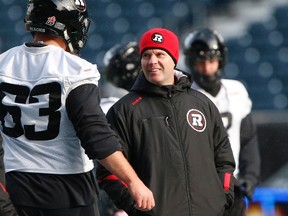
[[131, 69, 192, 97]]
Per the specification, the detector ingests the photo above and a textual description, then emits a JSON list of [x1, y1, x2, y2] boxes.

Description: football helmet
[[25, 0, 90, 54], [103, 41, 141, 91], [183, 28, 227, 95], [183, 28, 227, 70]]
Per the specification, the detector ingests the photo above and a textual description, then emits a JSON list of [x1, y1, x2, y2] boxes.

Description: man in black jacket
[[97, 28, 236, 216]]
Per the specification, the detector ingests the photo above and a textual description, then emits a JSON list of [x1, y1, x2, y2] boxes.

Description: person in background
[[100, 41, 141, 114], [97, 27, 236, 216], [0, 0, 154, 215], [98, 42, 141, 216], [0, 141, 18, 216], [183, 28, 261, 216]]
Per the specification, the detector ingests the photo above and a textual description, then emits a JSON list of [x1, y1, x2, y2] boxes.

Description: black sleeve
[[97, 162, 137, 215], [211, 102, 236, 208], [239, 113, 261, 183], [66, 84, 122, 160], [96, 104, 137, 215]]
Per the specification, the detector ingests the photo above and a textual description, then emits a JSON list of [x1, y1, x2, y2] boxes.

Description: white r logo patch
[[152, 33, 164, 43], [187, 109, 206, 132]]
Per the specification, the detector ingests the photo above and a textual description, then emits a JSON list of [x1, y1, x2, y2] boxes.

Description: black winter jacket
[[97, 70, 236, 216]]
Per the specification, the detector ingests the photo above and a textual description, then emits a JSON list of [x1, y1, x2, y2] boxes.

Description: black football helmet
[[25, 0, 90, 54], [183, 28, 227, 96], [103, 41, 141, 91]]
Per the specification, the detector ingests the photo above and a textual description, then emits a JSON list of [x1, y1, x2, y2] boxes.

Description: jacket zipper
[[168, 93, 192, 215], [164, 116, 169, 127]]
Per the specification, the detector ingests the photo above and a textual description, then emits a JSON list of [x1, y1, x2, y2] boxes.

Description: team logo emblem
[[46, 16, 56, 26], [186, 109, 206, 132], [151, 33, 164, 43]]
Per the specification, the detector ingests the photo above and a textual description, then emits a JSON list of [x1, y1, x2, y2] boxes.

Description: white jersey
[[100, 83, 128, 114], [192, 79, 252, 175], [0, 44, 99, 174], [100, 97, 120, 114]]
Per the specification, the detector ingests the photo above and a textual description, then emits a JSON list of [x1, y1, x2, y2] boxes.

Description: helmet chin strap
[[193, 70, 221, 97]]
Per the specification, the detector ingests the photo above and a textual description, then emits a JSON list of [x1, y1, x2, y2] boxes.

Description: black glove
[[238, 178, 256, 201]]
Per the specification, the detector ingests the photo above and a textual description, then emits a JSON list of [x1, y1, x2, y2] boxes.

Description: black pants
[[225, 185, 246, 216]]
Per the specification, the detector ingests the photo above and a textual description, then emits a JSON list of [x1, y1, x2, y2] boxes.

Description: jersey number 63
[[0, 82, 61, 141]]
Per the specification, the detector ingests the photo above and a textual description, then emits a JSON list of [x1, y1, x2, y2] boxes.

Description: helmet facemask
[[184, 28, 227, 96], [64, 13, 90, 54], [185, 51, 221, 96]]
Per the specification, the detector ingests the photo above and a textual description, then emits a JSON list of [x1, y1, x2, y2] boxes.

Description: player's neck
[[33, 33, 68, 51]]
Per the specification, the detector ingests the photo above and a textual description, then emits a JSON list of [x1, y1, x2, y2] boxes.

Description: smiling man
[[97, 28, 236, 216]]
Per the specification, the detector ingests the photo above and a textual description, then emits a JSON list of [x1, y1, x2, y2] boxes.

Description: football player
[[0, 1, 154, 215]]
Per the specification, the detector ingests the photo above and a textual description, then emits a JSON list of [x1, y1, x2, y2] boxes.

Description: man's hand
[[127, 179, 155, 211]]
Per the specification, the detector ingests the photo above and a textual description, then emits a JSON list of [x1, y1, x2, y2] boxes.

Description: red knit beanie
[[139, 28, 179, 64]]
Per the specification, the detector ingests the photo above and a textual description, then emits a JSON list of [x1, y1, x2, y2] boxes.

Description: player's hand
[[238, 178, 256, 201], [127, 179, 155, 211]]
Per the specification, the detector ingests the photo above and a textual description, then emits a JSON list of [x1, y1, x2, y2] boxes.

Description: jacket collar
[[131, 69, 192, 97]]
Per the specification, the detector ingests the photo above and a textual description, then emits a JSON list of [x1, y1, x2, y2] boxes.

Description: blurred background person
[[183, 28, 261, 216], [100, 41, 141, 114]]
